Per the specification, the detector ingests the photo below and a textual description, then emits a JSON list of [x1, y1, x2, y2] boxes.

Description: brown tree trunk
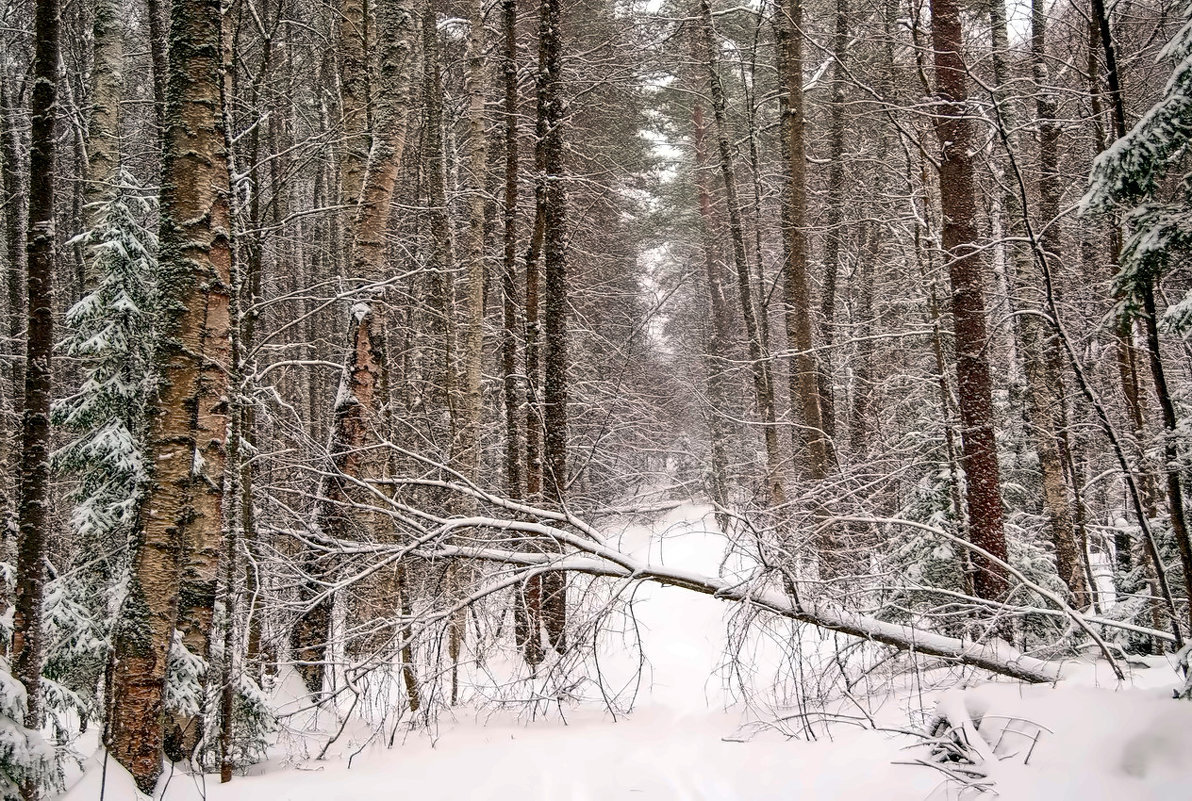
[[539, 0, 569, 653], [289, 0, 416, 697], [776, 0, 847, 578], [817, 0, 849, 449], [1027, 0, 1088, 608], [0, 78, 25, 595], [12, 2, 60, 797], [501, 0, 523, 506], [146, 0, 169, 142], [107, 0, 233, 790], [1090, 0, 1190, 632], [929, 0, 1010, 604]]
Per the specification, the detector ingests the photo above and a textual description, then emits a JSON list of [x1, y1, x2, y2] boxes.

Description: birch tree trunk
[[81, 0, 122, 287], [107, 0, 233, 789], [289, 0, 416, 697]]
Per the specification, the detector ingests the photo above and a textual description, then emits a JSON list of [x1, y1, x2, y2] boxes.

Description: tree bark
[[776, 0, 833, 482], [501, 0, 523, 505], [692, 100, 735, 532], [538, 0, 569, 653], [12, 3, 60, 797], [929, 0, 1010, 604], [0, 77, 25, 593], [290, 0, 416, 697], [107, 0, 233, 789]]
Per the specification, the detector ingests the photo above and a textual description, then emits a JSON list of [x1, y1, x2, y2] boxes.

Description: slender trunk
[[501, 0, 523, 505], [776, 0, 833, 480], [107, 0, 233, 789], [1092, 0, 1187, 628], [13, 2, 60, 794], [0, 79, 25, 587], [929, 0, 1010, 604], [696, 0, 785, 509], [290, 0, 416, 697], [423, 6, 457, 453], [693, 101, 735, 532], [818, 0, 849, 449], [1141, 283, 1192, 628], [339, 0, 370, 215], [82, 0, 123, 291], [146, 0, 169, 142], [456, 0, 488, 486], [539, 0, 569, 652], [1028, 0, 1087, 607]]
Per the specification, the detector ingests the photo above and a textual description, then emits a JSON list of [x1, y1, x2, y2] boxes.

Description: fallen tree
[[278, 467, 1073, 686]]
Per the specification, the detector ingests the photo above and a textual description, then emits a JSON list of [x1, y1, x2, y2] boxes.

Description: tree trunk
[[290, 0, 416, 697], [339, 0, 370, 216], [422, 5, 458, 455], [12, 3, 59, 799], [817, 0, 849, 449], [929, 0, 1010, 604], [146, 0, 169, 142], [987, 0, 1087, 608], [1091, 0, 1191, 632], [107, 0, 233, 790], [776, 0, 848, 578], [539, 0, 569, 653], [82, 0, 123, 291], [501, 0, 523, 506], [692, 100, 734, 532], [0, 78, 25, 593]]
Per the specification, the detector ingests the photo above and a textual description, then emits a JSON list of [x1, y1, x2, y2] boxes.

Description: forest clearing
[[2, 0, 1192, 798]]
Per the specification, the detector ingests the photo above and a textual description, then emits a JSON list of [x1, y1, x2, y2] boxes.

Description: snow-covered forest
[[2, 0, 1192, 797]]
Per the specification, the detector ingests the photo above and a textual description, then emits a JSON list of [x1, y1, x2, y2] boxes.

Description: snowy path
[[66, 505, 1192, 800]]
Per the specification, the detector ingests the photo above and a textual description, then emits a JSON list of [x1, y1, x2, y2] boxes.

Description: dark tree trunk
[[501, 0, 523, 506], [929, 0, 1010, 604], [539, 0, 569, 653], [13, 0, 60, 791]]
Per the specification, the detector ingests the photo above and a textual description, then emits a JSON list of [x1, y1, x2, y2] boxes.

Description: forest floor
[[65, 505, 1192, 800]]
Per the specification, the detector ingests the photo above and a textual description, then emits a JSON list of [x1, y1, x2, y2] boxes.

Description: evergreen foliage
[[54, 169, 157, 557], [0, 658, 60, 801], [43, 170, 157, 730], [1084, 3, 1192, 324]]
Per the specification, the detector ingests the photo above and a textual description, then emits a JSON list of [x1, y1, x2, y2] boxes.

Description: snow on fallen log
[[423, 526, 1063, 685]]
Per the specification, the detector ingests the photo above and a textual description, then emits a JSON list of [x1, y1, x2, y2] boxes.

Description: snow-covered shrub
[[48, 170, 158, 731], [0, 660, 61, 800], [164, 632, 207, 724]]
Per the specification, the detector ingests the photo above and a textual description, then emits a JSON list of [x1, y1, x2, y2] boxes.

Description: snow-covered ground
[[66, 505, 1192, 800]]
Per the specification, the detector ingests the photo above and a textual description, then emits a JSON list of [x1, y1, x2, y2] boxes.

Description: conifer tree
[[49, 173, 157, 720], [1084, 3, 1192, 631]]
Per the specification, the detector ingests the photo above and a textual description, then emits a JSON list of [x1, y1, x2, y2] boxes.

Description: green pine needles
[[1083, 4, 1192, 327]]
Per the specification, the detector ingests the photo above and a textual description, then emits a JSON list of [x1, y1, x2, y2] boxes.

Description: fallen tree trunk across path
[[426, 537, 1063, 685]]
